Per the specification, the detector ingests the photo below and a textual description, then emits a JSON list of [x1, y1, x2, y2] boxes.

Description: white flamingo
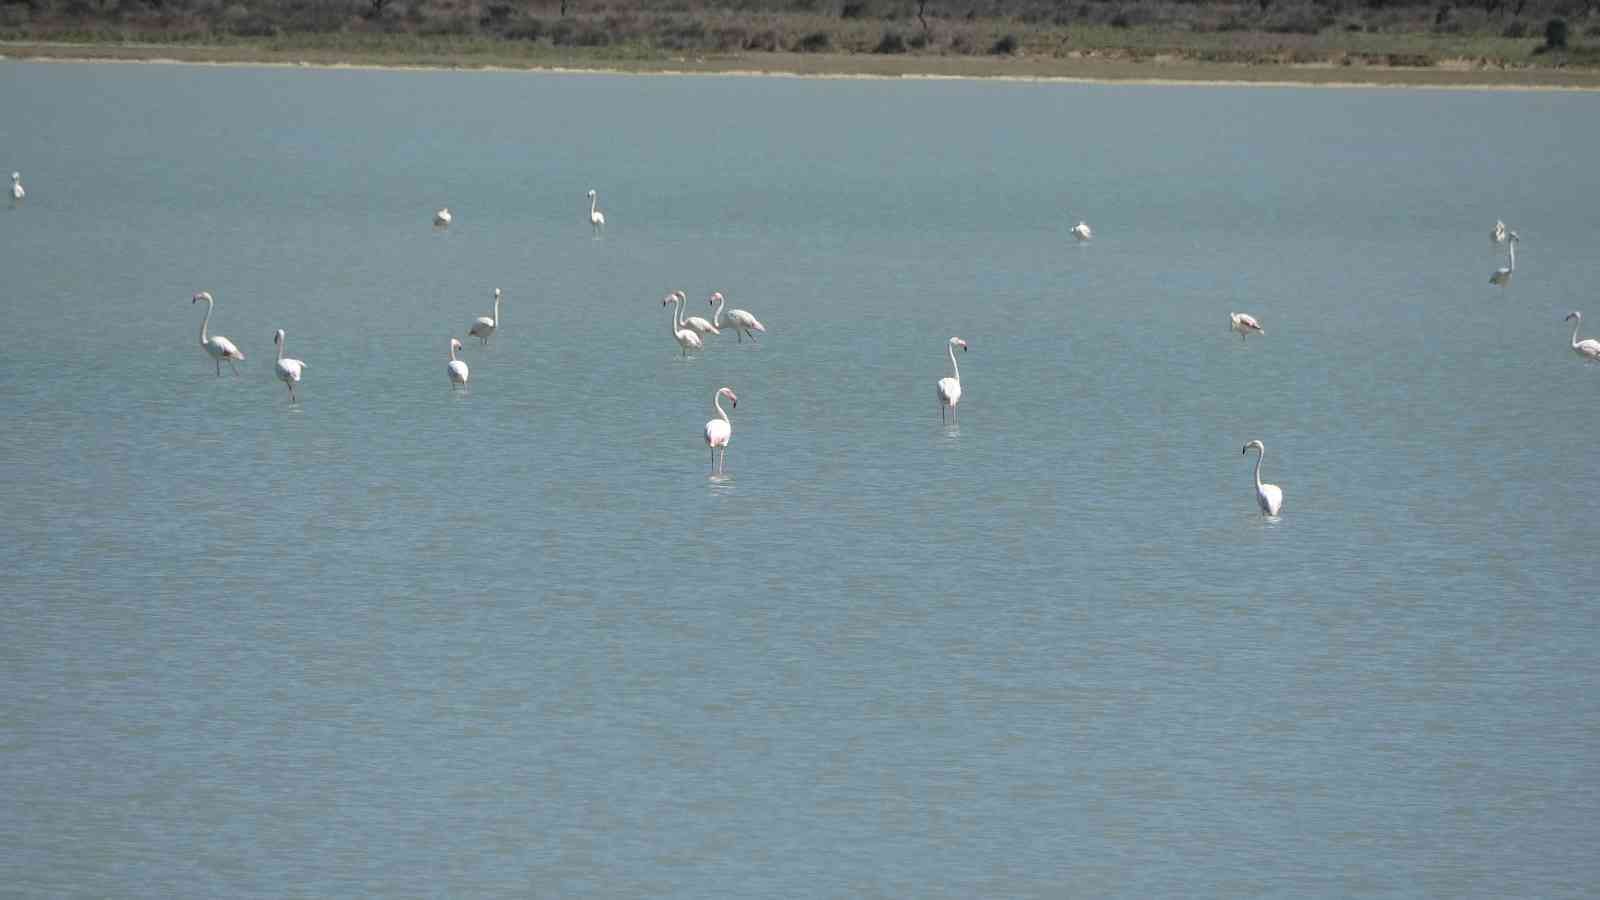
[[937, 337, 968, 424], [588, 189, 605, 236], [1490, 233, 1518, 286], [1070, 220, 1092, 241], [664, 294, 702, 357], [9, 172, 22, 207], [447, 338, 469, 389], [1242, 440, 1284, 517], [469, 288, 501, 346], [273, 329, 306, 403], [673, 290, 720, 337], [1491, 219, 1508, 245], [1566, 312, 1600, 361], [1230, 312, 1265, 340], [704, 386, 738, 476], [433, 208, 451, 228], [709, 292, 766, 343], [192, 291, 244, 376]]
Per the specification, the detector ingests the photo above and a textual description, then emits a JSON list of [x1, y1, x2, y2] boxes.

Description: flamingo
[[1070, 220, 1092, 241], [708, 292, 766, 343], [191, 291, 244, 376], [447, 338, 469, 389], [1230, 312, 1265, 340], [588, 189, 605, 236], [664, 294, 702, 357], [673, 290, 720, 337], [1490, 233, 1518, 286], [937, 337, 968, 424], [273, 329, 306, 403], [1566, 312, 1600, 361], [434, 208, 451, 228], [704, 386, 737, 476], [1491, 219, 1508, 245], [1242, 440, 1284, 516], [469, 288, 501, 346], [9, 172, 21, 207]]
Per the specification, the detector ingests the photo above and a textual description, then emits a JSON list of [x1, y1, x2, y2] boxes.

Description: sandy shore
[[6, 40, 1600, 90]]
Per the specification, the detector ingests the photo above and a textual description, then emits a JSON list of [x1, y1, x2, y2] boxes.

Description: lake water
[[2, 60, 1597, 896]]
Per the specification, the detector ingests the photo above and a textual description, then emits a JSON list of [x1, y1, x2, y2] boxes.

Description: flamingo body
[[665, 294, 703, 356], [937, 337, 967, 424], [192, 291, 244, 376], [1243, 440, 1284, 516], [1070, 221, 1092, 241], [9, 172, 22, 205], [434, 208, 451, 228], [447, 338, 469, 388], [709, 292, 766, 343], [1491, 219, 1507, 244], [588, 189, 605, 235], [672, 291, 719, 336], [273, 329, 306, 402], [469, 288, 501, 345], [1230, 312, 1264, 340]]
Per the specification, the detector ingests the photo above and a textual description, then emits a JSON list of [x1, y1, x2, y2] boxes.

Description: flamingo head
[[708, 291, 724, 305], [1243, 440, 1264, 455], [493, 288, 501, 298], [9, 173, 16, 181], [587, 189, 597, 198], [450, 338, 463, 352], [192, 291, 212, 304], [718, 387, 738, 408], [1567, 311, 1582, 323], [674, 290, 686, 302], [950, 337, 967, 351], [274, 329, 284, 346], [662, 295, 674, 307]]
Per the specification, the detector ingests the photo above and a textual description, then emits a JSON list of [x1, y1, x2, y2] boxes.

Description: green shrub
[[990, 32, 1018, 53], [840, 1, 867, 17], [1501, 20, 1526, 37], [745, 28, 780, 50], [1543, 17, 1567, 47], [795, 29, 830, 50], [874, 29, 907, 51]]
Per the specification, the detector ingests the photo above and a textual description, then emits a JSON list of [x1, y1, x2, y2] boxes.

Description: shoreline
[[6, 41, 1600, 90]]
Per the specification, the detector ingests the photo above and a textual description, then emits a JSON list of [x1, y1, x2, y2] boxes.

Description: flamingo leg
[[748, 329, 758, 342], [228, 359, 240, 375]]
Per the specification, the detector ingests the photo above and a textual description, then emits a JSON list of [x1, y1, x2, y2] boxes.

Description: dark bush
[[907, 29, 929, 47], [504, 17, 544, 39], [840, 0, 866, 16], [1109, 11, 1130, 26], [745, 27, 780, 50], [1269, 12, 1329, 33], [547, 18, 575, 43], [874, 29, 907, 51], [795, 29, 831, 50], [990, 32, 1017, 52], [1501, 19, 1526, 36], [713, 25, 746, 49], [479, 2, 512, 28], [574, 21, 612, 45], [1543, 17, 1567, 47]]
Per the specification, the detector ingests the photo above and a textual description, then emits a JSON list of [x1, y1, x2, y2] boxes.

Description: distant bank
[[5, 40, 1600, 90]]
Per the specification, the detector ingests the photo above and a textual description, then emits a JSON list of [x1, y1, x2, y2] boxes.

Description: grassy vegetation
[[3, 0, 1600, 84]]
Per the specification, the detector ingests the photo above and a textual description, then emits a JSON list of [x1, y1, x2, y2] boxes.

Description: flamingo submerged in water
[[469, 288, 501, 346], [1230, 312, 1265, 340], [709, 292, 765, 343], [1070, 220, 1092, 241], [273, 329, 306, 403], [937, 337, 968, 424], [673, 290, 720, 337], [447, 338, 469, 389], [1566, 312, 1600, 361], [1242, 439, 1284, 516], [664, 293, 702, 357], [192, 291, 244, 376], [588, 189, 605, 236], [433, 208, 451, 228], [704, 386, 737, 476]]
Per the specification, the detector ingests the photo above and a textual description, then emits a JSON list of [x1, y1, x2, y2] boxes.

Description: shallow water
[[1, 61, 1597, 897]]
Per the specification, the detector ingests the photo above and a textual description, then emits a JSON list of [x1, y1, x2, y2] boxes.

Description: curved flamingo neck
[[668, 298, 682, 336], [948, 344, 961, 382], [713, 391, 729, 422], [276, 335, 285, 361], [1251, 446, 1265, 491], [1573, 319, 1583, 349], [449, 342, 459, 362], [198, 298, 213, 346], [1508, 242, 1516, 271], [590, 195, 598, 217], [711, 295, 726, 326]]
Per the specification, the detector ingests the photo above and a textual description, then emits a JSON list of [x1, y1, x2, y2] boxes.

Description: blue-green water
[[2, 61, 1597, 896]]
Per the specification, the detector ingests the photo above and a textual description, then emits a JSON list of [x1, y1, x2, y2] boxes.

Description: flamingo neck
[[494, 293, 501, 327], [277, 336, 284, 361], [198, 299, 212, 346], [1574, 320, 1584, 350], [1252, 447, 1265, 492], [713, 392, 729, 422], [668, 298, 681, 336], [948, 344, 961, 382], [590, 195, 598, 217], [1508, 243, 1516, 271], [712, 295, 726, 326], [449, 343, 459, 363]]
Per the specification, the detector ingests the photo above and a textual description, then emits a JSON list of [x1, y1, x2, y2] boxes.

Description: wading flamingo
[[588, 189, 605, 236], [709, 292, 766, 343], [1490, 233, 1518, 286], [1566, 312, 1600, 361], [704, 386, 737, 476], [447, 338, 469, 389], [273, 329, 306, 403], [665, 294, 702, 357], [9, 172, 21, 207], [192, 291, 244, 376], [673, 291, 720, 337], [469, 288, 501, 346], [434, 208, 451, 228], [937, 337, 967, 424], [1070, 220, 1092, 241], [1242, 440, 1284, 516], [1230, 312, 1265, 340]]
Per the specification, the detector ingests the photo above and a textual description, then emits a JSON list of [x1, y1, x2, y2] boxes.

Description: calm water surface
[[1, 61, 1597, 896]]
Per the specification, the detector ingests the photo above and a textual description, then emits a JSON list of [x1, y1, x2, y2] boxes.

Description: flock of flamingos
[[14, 173, 1597, 514]]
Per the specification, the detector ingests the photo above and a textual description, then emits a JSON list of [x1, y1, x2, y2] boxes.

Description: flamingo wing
[[938, 377, 961, 405], [1260, 484, 1284, 515], [470, 317, 495, 336], [212, 336, 243, 359], [732, 310, 765, 332], [705, 419, 731, 448]]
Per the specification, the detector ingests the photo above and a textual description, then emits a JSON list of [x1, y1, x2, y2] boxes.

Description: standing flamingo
[[588, 189, 605, 236], [673, 291, 720, 337], [433, 208, 452, 228], [704, 386, 738, 476], [937, 337, 968, 424], [1242, 440, 1284, 516], [665, 294, 702, 357], [192, 291, 244, 376], [1490, 233, 1518, 286], [1230, 312, 1265, 340], [469, 288, 501, 346], [1565, 312, 1600, 361], [447, 338, 469, 389], [273, 329, 306, 403], [9, 172, 22, 207], [709, 292, 766, 343], [1070, 220, 1092, 241]]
